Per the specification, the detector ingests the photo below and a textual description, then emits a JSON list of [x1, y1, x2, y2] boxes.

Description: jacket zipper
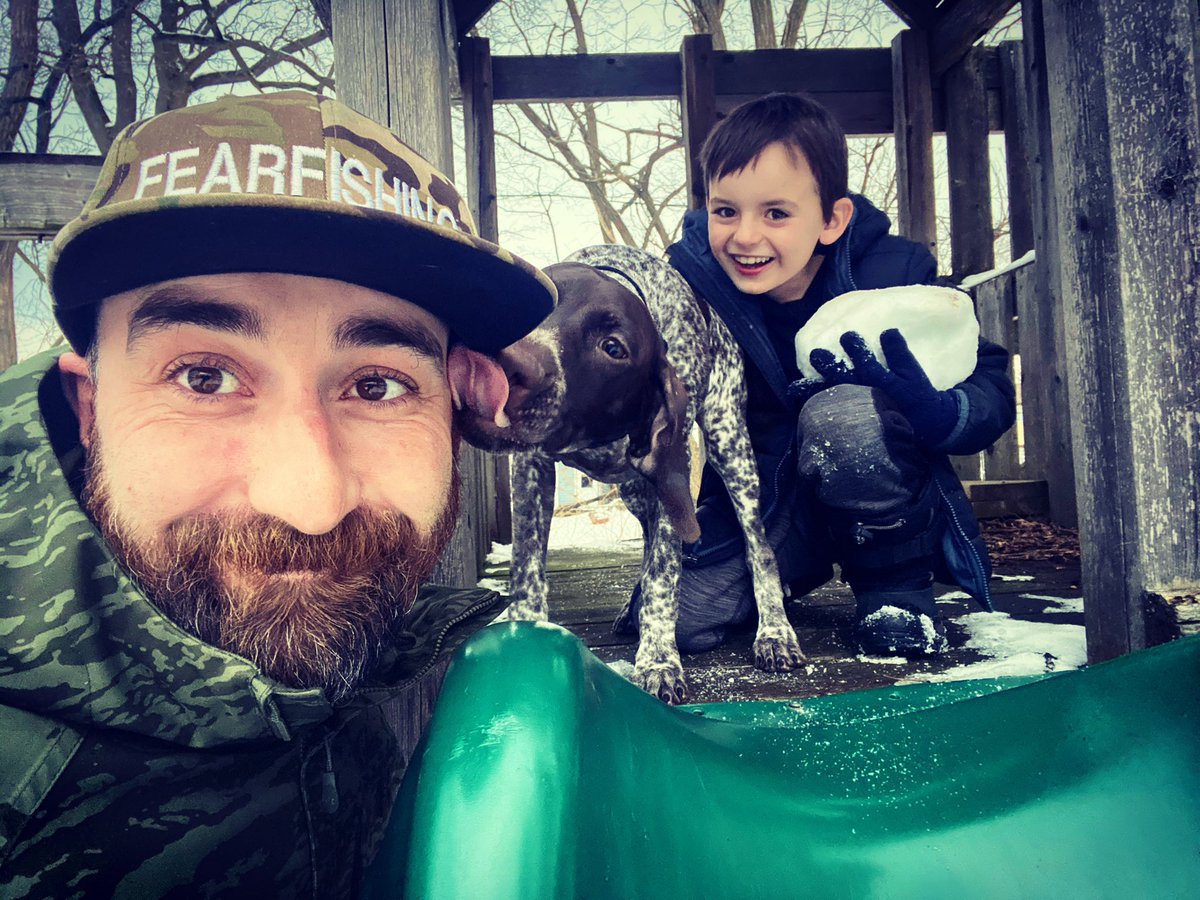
[[934, 478, 993, 610]]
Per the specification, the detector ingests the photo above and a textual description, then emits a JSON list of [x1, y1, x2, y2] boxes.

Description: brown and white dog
[[456, 245, 804, 703]]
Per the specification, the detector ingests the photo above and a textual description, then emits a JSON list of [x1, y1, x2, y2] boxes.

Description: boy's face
[[706, 142, 851, 303]]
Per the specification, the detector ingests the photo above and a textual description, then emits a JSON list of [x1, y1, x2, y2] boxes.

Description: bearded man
[[0, 92, 549, 898]]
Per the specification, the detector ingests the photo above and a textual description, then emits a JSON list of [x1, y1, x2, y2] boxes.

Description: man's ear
[[818, 196, 855, 246], [57, 352, 96, 449]]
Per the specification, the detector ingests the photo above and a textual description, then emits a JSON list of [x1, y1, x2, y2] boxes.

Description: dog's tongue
[[448, 345, 511, 427]]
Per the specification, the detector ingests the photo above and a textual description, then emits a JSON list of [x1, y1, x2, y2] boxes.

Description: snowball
[[794, 285, 980, 391]]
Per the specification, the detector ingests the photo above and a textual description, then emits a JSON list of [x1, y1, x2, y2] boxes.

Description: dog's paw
[[634, 663, 689, 705], [753, 626, 806, 672]]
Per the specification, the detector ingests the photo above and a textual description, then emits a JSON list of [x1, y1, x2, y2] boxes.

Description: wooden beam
[[681, 34, 716, 211], [930, 0, 1018, 77], [944, 46, 995, 282], [0, 153, 101, 239], [454, 0, 497, 38], [879, 0, 936, 28], [459, 35, 512, 547], [998, 41, 1035, 256], [891, 29, 937, 256], [1039, 0, 1200, 662], [1019, 1, 1076, 530]]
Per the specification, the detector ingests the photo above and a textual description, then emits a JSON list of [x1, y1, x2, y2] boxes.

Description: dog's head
[[457, 261, 698, 541]]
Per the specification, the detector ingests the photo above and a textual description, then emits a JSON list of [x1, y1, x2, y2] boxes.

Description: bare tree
[[0, 0, 333, 362]]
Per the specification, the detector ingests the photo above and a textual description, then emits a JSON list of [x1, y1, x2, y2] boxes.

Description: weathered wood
[[892, 29, 938, 257], [681, 34, 716, 211], [0, 153, 102, 239], [489, 47, 1004, 136], [972, 271, 1021, 480], [879, 0, 934, 28], [0, 243, 18, 371], [1021, 0, 1077, 529], [963, 479, 1049, 518], [998, 41, 1035, 257], [453, 0, 498, 38], [930, 0, 1018, 77], [944, 47, 995, 282], [459, 35, 512, 548], [1039, 0, 1200, 662], [331, 0, 484, 758]]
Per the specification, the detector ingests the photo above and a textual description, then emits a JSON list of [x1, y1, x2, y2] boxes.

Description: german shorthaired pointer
[[458, 244, 804, 704]]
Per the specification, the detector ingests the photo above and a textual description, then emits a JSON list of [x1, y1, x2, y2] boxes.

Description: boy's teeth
[[734, 255, 771, 265]]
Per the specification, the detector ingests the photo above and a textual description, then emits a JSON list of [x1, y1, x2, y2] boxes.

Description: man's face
[[706, 141, 851, 303], [59, 272, 462, 699]]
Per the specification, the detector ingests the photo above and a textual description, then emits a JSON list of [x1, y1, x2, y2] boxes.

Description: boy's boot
[[831, 488, 948, 656]]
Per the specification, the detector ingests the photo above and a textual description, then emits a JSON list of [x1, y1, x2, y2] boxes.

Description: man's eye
[[600, 337, 629, 360], [176, 365, 240, 395], [353, 375, 409, 402]]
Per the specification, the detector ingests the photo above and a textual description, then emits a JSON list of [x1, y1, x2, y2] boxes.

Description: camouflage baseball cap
[[49, 90, 555, 353]]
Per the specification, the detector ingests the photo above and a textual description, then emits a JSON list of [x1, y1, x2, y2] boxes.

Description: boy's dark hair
[[701, 92, 849, 221]]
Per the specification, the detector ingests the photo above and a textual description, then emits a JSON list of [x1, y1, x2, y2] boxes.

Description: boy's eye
[[766, 208, 790, 221], [175, 364, 240, 395], [352, 375, 409, 402], [710, 206, 736, 218]]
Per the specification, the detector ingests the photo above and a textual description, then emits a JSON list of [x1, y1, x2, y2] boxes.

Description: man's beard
[[81, 439, 460, 703]]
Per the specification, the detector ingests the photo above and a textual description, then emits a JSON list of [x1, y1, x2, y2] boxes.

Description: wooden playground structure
[[1, 0, 1196, 754]]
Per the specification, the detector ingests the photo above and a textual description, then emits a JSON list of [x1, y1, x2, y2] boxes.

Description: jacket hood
[[0, 352, 499, 748]]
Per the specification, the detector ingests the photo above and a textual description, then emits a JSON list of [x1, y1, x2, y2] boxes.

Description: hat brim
[[50, 197, 555, 354]]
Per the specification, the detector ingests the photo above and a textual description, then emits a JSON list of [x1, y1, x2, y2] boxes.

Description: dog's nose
[[499, 341, 557, 399]]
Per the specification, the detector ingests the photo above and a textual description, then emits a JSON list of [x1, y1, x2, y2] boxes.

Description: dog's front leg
[[501, 451, 557, 621], [634, 507, 689, 705]]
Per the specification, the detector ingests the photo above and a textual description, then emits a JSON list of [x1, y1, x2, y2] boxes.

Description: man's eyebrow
[[333, 315, 447, 372], [127, 288, 265, 350]]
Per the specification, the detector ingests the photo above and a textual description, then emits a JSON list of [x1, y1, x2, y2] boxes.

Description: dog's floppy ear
[[629, 356, 701, 543]]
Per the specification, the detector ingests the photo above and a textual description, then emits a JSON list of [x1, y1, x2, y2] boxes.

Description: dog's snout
[[499, 341, 556, 393]]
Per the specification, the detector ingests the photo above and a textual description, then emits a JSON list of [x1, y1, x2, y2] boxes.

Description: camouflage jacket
[[0, 351, 505, 899]]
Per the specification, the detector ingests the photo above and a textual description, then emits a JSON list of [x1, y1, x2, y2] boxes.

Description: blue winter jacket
[[666, 196, 1016, 609]]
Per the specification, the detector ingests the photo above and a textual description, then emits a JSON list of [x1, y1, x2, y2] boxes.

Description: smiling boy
[[663, 93, 1015, 657]]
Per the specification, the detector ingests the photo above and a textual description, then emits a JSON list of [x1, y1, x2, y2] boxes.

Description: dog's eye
[[600, 337, 628, 360]]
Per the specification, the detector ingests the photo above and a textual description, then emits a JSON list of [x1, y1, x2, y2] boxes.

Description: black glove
[[801, 329, 961, 446]]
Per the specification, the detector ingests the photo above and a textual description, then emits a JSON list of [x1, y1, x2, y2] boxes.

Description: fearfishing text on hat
[[49, 90, 555, 353]]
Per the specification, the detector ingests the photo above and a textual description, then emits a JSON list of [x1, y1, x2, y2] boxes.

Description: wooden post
[[944, 46, 995, 283], [998, 41, 1035, 257], [331, 0, 488, 761], [972, 269, 1022, 480], [1038, 0, 1200, 661], [891, 29, 937, 257], [460, 35, 512, 548], [681, 34, 716, 210], [1020, 0, 1077, 529], [0, 244, 18, 371]]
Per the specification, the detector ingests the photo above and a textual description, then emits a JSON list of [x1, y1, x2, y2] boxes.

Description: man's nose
[[246, 402, 359, 535]]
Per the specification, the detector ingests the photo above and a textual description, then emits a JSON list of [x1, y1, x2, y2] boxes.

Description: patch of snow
[[476, 577, 510, 595], [916, 610, 1085, 682], [956, 249, 1036, 290], [607, 659, 636, 681], [1022, 593, 1085, 614], [485, 542, 512, 565], [992, 573, 1035, 582], [855, 653, 908, 665], [936, 590, 972, 601]]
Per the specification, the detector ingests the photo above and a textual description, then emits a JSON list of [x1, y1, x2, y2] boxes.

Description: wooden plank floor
[[481, 543, 1084, 703]]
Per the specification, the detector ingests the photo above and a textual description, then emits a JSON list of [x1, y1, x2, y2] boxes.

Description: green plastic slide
[[365, 624, 1200, 899]]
